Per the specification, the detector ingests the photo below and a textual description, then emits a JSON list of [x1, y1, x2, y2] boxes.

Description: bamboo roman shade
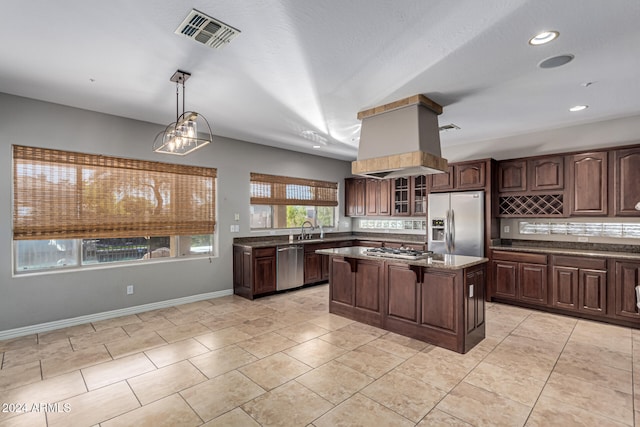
[[13, 145, 216, 240], [250, 173, 338, 207]]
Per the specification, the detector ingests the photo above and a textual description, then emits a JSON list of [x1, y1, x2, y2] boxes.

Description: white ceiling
[[1, 1, 639, 162]]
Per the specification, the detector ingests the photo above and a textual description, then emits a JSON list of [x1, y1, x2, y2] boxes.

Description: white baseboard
[[0, 289, 234, 341]]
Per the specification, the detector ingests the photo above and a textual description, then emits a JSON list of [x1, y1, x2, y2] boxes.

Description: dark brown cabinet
[[304, 241, 352, 285], [491, 251, 547, 306], [568, 152, 608, 216], [392, 177, 411, 216], [412, 175, 428, 215], [329, 257, 384, 326], [498, 160, 527, 192], [612, 147, 640, 216], [456, 161, 486, 190], [429, 165, 455, 191], [498, 156, 564, 193], [551, 256, 607, 314], [366, 179, 391, 216], [528, 156, 564, 191], [345, 178, 366, 217], [233, 246, 276, 299], [429, 161, 486, 192], [613, 261, 640, 320]]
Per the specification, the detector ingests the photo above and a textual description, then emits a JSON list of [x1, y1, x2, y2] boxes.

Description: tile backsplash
[[353, 218, 427, 235], [501, 217, 640, 244]]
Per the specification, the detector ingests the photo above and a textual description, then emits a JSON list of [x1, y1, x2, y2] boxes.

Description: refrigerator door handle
[[445, 209, 451, 253], [450, 209, 455, 253]]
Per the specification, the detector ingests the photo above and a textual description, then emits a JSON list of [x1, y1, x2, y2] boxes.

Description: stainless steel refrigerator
[[428, 191, 484, 257]]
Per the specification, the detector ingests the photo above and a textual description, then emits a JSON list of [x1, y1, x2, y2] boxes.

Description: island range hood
[[352, 94, 448, 179]]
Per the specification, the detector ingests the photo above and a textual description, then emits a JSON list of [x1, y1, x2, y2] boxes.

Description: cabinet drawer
[[492, 250, 547, 264], [254, 247, 276, 257], [553, 255, 606, 270]]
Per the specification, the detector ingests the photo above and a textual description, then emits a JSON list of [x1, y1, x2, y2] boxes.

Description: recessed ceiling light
[[538, 54, 574, 69], [529, 31, 559, 46], [569, 105, 588, 112]]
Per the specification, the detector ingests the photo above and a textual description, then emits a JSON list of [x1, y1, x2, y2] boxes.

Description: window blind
[[250, 173, 338, 207], [13, 145, 216, 240]]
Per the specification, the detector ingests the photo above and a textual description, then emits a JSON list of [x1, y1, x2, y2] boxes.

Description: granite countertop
[[315, 246, 488, 270], [490, 244, 640, 261], [234, 235, 426, 248]]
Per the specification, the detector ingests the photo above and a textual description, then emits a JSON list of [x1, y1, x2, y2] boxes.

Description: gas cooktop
[[364, 247, 433, 260]]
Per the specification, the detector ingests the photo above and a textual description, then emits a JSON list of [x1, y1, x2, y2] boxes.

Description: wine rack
[[499, 194, 564, 217]]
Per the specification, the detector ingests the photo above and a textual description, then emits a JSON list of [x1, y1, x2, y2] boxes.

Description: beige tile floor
[[0, 284, 638, 427]]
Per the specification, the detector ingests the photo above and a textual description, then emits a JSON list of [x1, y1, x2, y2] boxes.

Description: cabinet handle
[[469, 284, 474, 298]]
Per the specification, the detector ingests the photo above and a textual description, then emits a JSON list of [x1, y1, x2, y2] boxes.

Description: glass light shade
[[153, 112, 212, 155]]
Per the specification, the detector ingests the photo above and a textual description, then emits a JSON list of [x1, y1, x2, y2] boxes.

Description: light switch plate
[[504, 225, 510, 233]]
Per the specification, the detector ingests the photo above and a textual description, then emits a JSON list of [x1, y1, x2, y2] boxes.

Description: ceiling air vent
[[175, 9, 240, 49], [439, 124, 460, 132]]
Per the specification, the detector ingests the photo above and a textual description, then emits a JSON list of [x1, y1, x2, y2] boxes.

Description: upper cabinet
[[429, 161, 486, 192], [456, 161, 486, 190], [392, 177, 411, 216], [345, 178, 366, 217], [498, 156, 564, 193], [412, 175, 428, 215], [612, 147, 640, 216], [528, 156, 564, 191], [428, 165, 454, 191], [366, 179, 391, 216], [498, 160, 527, 192], [568, 152, 608, 216]]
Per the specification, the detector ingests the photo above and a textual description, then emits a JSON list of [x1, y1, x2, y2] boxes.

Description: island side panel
[[464, 265, 486, 352], [329, 256, 384, 327]]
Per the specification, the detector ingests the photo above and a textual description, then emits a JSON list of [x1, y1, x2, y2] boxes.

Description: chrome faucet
[[300, 220, 314, 240]]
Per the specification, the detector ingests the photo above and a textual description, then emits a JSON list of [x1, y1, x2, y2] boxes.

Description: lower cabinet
[[366, 260, 486, 353], [492, 251, 547, 306], [304, 241, 353, 285], [551, 256, 607, 315], [329, 257, 384, 326], [614, 261, 640, 320], [233, 245, 276, 299]]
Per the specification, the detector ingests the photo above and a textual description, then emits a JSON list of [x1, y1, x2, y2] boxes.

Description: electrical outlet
[[578, 236, 589, 242], [503, 225, 510, 234], [234, 213, 240, 221], [126, 285, 134, 295]]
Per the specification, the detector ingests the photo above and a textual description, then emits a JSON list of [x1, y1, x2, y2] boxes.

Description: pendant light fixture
[[153, 70, 212, 155]]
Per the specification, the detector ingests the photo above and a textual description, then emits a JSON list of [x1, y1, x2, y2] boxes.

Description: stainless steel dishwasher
[[277, 245, 304, 291]]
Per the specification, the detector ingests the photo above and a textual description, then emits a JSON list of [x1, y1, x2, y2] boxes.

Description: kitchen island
[[316, 246, 488, 353]]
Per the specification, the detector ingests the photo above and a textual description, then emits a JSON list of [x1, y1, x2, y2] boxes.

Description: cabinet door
[[552, 266, 579, 310], [379, 179, 391, 215], [365, 179, 381, 216], [304, 252, 322, 284], [253, 256, 276, 295], [519, 263, 547, 304], [613, 148, 640, 216], [569, 152, 608, 215], [392, 177, 410, 216], [429, 165, 454, 191], [466, 267, 485, 333], [528, 156, 564, 191], [614, 261, 640, 320], [387, 264, 420, 322], [579, 269, 607, 314], [498, 160, 526, 192], [321, 254, 330, 281], [233, 246, 252, 296], [345, 178, 366, 217], [354, 260, 383, 312], [331, 257, 354, 305], [456, 162, 486, 190], [493, 261, 517, 300], [421, 270, 457, 332], [412, 175, 428, 215]]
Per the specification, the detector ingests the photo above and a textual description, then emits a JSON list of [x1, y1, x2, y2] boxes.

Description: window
[[13, 145, 216, 273], [249, 173, 338, 229]]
